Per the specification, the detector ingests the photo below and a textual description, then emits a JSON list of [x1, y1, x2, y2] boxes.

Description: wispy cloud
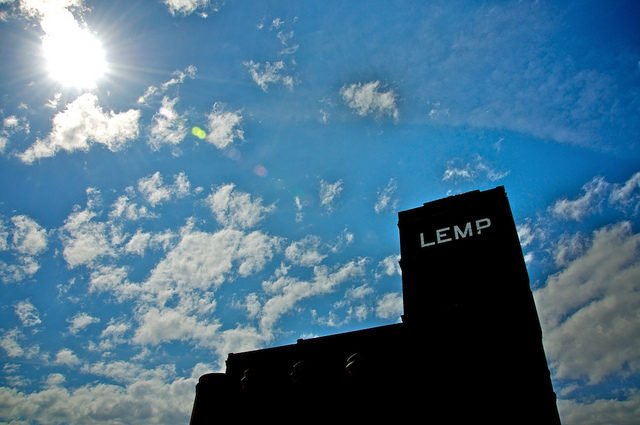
[[319, 179, 343, 212], [551, 173, 640, 221], [139, 66, 197, 104], [374, 178, 398, 214], [259, 258, 367, 338], [551, 177, 610, 221], [442, 155, 509, 184], [243, 60, 294, 92]]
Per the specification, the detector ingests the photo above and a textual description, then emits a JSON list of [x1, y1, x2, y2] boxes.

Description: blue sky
[[1, 0, 639, 423]]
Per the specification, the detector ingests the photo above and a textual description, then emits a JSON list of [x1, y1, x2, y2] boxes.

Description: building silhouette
[[189, 186, 561, 423]]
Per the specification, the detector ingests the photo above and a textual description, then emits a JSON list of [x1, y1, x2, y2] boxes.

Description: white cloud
[[340, 81, 399, 120], [139, 66, 197, 104], [138, 221, 281, 319], [148, 227, 276, 291], [15, 300, 41, 327], [0, 329, 25, 357], [19, 93, 140, 163], [133, 307, 221, 347], [375, 254, 401, 279], [319, 179, 343, 212], [137, 171, 190, 207], [284, 235, 326, 267], [552, 232, 588, 268], [110, 194, 149, 221], [558, 390, 640, 425], [45, 372, 66, 387], [548, 172, 640, 223], [294, 195, 305, 222], [59, 202, 114, 269], [1, 113, 29, 154], [163, 0, 212, 16], [0, 215, 48, 283], [534, 222, 640, 384], [54, 348, 81, 366], [124, 230, 151, 256], [0, 367, 198, 425], [148, 96, 187, 150], [205, 103, 244, 149], [206, 183, 274, 229], [0, 256, 41, 283], [374, 178, 398, 214], [93, 318, 131, 352], [551, 176, 610, 221], [10, 215, 47, 256], [516, 220, 537, 248], [259, 258, 367, 337], [609, 171, 640, 214], [67, 312, 100, 335], [88, 265, 136, 300], [243, 293, 261, 319], [375, 292, 403, 320], [243, 60, 294, 92], [442, 155, 509, 183], [211, 325, 267, 368]]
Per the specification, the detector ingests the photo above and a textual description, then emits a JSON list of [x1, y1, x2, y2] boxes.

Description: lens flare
[[191, 126, 207, 139], [253, 164, 268, 177]]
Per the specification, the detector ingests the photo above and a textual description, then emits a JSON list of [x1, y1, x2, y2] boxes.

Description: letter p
[[476, 218, 491, 234]]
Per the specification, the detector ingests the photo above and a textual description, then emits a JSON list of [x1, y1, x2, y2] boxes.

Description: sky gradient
[[1, 0, 640, 423]]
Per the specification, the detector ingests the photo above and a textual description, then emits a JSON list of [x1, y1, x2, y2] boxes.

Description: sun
[[42, 25, 108, 89]]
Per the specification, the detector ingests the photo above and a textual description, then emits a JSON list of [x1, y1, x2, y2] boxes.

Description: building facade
[[189, 187, 561, 423]]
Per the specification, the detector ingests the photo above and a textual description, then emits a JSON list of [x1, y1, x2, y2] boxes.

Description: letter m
[[454, 222, 473, 240]]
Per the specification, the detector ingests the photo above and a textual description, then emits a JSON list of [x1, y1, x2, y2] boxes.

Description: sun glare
[[43, 25, 107, 89]]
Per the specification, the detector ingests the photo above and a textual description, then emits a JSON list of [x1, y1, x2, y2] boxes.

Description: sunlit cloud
[[19, 93, 140, 163], [148, 97, 188, 151], [139, 66, 197, 105]]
